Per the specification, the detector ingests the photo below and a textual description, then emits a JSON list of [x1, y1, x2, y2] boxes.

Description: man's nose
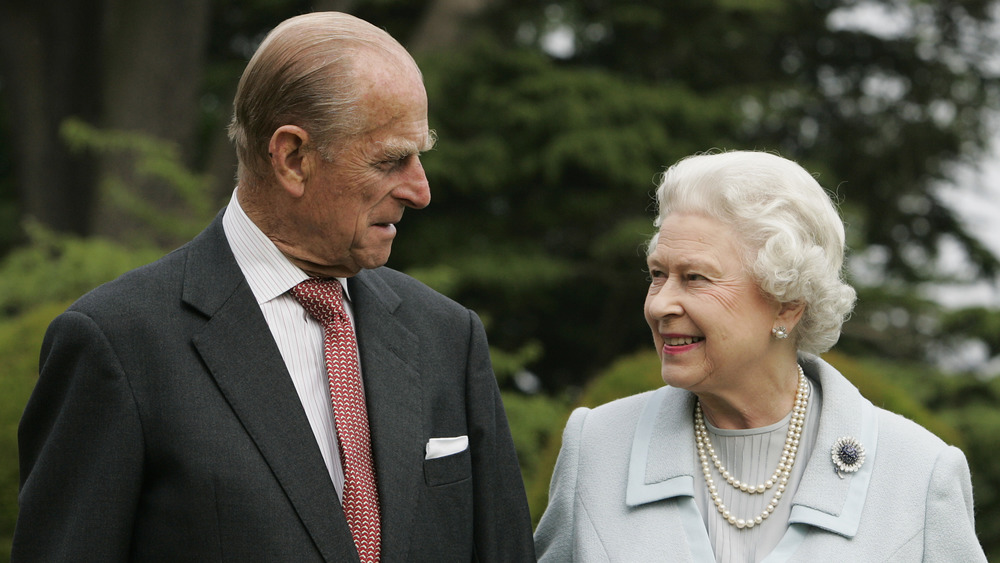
[[396, 157, 431, 209]]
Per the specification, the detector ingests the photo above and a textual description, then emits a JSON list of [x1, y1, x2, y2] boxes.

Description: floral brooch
[[831, 436, 865, 478]]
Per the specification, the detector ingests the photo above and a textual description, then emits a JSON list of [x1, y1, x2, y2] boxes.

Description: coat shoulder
[[877, 407, 947, 443], [570, 388, 668, 445], [873, 405, 954, 467], [365, 266, 454, 300]]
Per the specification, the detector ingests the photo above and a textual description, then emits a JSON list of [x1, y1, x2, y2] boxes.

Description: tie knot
[[290, 277, 345, 326]]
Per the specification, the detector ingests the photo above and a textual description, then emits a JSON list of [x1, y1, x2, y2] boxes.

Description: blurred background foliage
[[2, 0, 1000, 559]]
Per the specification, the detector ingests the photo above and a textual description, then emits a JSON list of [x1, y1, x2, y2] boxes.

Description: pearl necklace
[[694, 365, 809, 530]]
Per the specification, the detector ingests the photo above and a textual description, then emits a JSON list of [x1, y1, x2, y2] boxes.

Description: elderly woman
[[533, 151, 986, 561]]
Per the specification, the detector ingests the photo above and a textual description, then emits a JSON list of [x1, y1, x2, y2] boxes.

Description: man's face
[[288, 56, 434, 277]]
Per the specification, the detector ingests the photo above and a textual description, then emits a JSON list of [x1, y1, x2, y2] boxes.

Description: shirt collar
[[222, 188, 351, 304]]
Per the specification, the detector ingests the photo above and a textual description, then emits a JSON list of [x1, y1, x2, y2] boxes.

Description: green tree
[[489, 0, 1000, 278], [4, 0, 999, 377], [391, 0, 1000, 383]]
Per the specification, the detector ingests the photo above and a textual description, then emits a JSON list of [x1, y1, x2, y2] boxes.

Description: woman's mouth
[[665, 336, 704, 346], [661, 335, 704, 355]]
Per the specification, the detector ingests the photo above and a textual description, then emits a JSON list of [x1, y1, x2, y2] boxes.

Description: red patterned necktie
[[291, 278, 381, 562]]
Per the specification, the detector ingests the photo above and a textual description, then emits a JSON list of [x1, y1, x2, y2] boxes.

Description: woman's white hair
[[648, 150, 857, 354]]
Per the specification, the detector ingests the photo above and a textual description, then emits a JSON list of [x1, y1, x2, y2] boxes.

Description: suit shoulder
[[590, 388, 660, 415], [67, 214, 230, 318], [365, 267, 466, 311], [365, 266, 439, 293], [66, 244, 189, 319]]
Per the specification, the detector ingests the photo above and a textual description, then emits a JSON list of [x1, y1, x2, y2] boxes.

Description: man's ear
[[268, 125, 313, 198]]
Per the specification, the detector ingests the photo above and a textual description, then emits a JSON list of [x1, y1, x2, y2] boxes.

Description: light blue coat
[[534, 354, 986, 562]]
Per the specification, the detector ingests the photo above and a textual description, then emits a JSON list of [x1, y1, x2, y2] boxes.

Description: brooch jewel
[[831, 436, 865, 478]]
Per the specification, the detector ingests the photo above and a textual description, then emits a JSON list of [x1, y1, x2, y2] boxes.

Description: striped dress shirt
[[221, 188, 355, 501]]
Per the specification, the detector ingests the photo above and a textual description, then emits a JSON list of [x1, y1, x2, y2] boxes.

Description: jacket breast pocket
[[423, 447, 472, 487]]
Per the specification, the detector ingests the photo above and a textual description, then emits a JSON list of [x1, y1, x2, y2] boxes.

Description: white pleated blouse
[[693, 380, 822, 563]]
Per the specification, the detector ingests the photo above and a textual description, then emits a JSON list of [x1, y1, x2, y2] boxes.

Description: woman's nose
[[646, 283, 684, 319]]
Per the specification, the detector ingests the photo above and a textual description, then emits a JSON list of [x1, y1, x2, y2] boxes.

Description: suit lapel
[[183, 217, 358, 562], [349, 270, 424, 561]]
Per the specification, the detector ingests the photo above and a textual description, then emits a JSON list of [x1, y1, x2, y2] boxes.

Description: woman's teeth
[[666, 336, 703, 346]]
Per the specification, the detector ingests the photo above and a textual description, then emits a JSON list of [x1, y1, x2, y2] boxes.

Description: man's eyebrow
[[420, 129, 438, 152], [380, 130, 437, 158]]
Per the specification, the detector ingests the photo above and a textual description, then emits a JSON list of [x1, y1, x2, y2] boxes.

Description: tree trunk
[[92, 0, 212, 244], [0, 1, 103, 236], [407, 0, 491, 55]]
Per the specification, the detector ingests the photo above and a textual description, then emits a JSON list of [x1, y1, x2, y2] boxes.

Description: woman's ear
[[268, 125, 312, 198], [776, 300, 806, 333]]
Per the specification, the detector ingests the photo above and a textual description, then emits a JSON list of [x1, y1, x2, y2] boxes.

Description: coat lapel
[[785, 354, 878, 537], [762, 355, 880, 562], [349, 270, 424, 561], [183, 217, 357, 562], [625, 386, 713, 561], [626, 387, 698, 505]]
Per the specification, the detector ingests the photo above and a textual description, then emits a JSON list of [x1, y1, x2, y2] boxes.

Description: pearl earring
[[771, 326, 788, 339]]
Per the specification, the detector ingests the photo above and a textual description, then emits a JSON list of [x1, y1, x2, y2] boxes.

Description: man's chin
[[353, 248, 393, 272]]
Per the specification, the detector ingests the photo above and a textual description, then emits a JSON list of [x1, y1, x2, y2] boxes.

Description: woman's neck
[[696, 363, 802, 430]]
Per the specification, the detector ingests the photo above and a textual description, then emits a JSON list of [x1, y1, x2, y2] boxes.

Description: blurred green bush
[[0, 222, 166, 561]]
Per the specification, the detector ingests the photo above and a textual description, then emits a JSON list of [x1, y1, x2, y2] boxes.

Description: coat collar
[[625, 353, 878, 541], [185, 215, 358, 562]]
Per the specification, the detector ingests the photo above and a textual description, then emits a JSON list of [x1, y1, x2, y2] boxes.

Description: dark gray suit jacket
[[13, 215, 535, 562]]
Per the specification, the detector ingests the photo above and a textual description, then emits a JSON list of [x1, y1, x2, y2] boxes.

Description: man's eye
[[376, 154, 411, 171]]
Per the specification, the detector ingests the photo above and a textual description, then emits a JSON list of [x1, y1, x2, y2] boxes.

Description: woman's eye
[[646, 269, 666, 284]]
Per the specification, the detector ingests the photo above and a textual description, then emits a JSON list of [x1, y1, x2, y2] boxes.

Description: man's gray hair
[[228, 12, 417, 189]]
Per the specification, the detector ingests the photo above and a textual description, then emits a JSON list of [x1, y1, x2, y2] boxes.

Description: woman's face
[[644, 212, 781, 396]]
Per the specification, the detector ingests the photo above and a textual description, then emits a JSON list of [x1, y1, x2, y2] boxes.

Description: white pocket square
[[425, 436, 469, 460]]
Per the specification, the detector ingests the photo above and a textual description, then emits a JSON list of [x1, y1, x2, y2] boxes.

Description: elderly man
[[13, 12, 535, 562]]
